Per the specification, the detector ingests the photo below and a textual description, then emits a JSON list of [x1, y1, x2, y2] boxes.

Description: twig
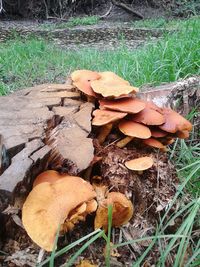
[[112, 0, 143, 19], [100, 2, 113, 19]]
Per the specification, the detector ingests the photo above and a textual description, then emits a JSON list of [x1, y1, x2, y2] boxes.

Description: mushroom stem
[[97, 123, 113, 145], [116, 136, 134, 148]]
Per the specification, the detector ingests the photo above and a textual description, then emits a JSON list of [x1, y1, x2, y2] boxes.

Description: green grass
[[0, 17, 199, 96], [40, 16, 100, 30]]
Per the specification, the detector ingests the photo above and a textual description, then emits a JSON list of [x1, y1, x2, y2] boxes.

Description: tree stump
[[0, 81, 94, 198]]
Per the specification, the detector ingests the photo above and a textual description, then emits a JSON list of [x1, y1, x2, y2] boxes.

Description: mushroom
[[94, 192, 134, 231], [143, 138, 167, 151], [125, 156, 154, 174], [33, 170, 65, 187], [150, 127, 168, 138], [71, 69, 101, 100], [90, 72, 138, 98], [117, 120, 151, 148], [99, 97, 145, 114], [130, 101, 165, 126], [22, 176, 97, 251], [92, 109, 127, 144], [159, 108, 192, 133]]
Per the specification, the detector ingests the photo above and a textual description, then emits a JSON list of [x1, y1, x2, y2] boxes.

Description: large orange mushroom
[[91, 72, 138, 98], [22, 176, 97, 251], [130, 101, 165, 126], [159, 108, 192, 133], [99, 97, 145, 114], [33, 170, 65, 187]]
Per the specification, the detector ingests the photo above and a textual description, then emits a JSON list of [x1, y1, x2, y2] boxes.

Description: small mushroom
[[22, 176, 96, 251], [125, 156, 154, 174], [94, 192, 134, 231], [92, 109, 127, 144], [71, 69, 101, 99], [117, 120, 151, 148], [91, 72, 138, 98], [143, 138, 167, 151], [159, 108, 192, 133], [33, 170, 64, 187], [99, 97, 145, 114]]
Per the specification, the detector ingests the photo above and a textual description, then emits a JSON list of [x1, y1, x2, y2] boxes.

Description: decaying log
[[0, 83, 94, 198]]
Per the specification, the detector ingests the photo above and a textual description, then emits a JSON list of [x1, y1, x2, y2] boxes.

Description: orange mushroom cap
[[143, 138, 166, 149], [125, 156, 154, 171], [92, 109, 127, 126], [22, 176, 96, 251], [71, 70, 101, 97], [159, 108, 192, 133], [33, 170, 65, 187], [130, 101, 165, 125], [99, 97, 145, 114], [95, 192, 134, 230], [91, 72, 138, 98], [119, 120, 151, 139]]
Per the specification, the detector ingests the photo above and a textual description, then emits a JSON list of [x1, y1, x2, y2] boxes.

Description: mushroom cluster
[[71, 70, 192, 150], [22, 171, 133, 251], [21, 70, 192, 252]]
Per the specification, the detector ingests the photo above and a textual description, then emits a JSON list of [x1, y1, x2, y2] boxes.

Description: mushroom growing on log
[[22, 176, 97, 251]]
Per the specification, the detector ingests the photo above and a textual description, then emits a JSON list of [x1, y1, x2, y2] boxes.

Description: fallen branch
[[100, 2, 113, 19], [112, 0, 143, 19]]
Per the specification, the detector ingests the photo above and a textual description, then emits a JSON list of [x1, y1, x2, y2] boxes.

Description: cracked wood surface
[[0, 82, 94, 194]]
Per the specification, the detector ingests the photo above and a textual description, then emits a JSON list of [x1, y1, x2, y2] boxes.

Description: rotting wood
[[0, 82, 94, 198]]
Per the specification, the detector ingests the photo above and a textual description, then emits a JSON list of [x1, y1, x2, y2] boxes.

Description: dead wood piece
[[0, 139, 44, 193], [28, 91, 80, 99], [52, 106, 79, 117], [47, 103, 94, 174]]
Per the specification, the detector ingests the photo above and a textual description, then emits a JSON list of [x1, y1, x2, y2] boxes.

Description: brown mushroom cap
[[92, 109, 127, 126], [91, 72, 138, 98], [143, 138, 166, 149], [95, 192, 134, 230], [33, 170, 64, 187], [130, 101, 165, 125], [71, 70, 101, 97], [119, 120, 151, 139], [159, 108, 192, 133], [99, 97, 145, 114], [176, 130, 190, 139], [125, 156, 154, 171], [22, 176, 96, 251], [150, 128, 168, 138]]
